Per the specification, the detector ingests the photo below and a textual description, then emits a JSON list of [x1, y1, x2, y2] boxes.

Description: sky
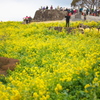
[[0, 0, 72, 21]]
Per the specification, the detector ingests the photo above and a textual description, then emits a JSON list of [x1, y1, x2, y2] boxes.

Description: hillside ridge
[[33, 9, 67, 22]]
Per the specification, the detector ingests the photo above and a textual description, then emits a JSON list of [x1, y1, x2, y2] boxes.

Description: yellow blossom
[[84, 84, 91, 89], [33, 92, 39, 98]]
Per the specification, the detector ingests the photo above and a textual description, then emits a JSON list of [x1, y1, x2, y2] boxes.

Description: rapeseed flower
[[0, 21, 100, 99]]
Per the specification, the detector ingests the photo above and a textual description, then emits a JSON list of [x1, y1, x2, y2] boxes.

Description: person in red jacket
[[65, 12, 71, 27], [23, 16, 29, 24]]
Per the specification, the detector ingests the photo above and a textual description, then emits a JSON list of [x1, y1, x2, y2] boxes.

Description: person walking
[[83, 9, 87, 21], [65, 12, 71, 27]]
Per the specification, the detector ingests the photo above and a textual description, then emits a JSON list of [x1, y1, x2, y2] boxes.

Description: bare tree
[[71, 0, 100, 9]]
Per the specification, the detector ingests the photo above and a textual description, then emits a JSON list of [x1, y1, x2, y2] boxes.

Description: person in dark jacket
[[25, 16, 29, 24], [65, 12, 71, 27], [28, 16, 32, 23]]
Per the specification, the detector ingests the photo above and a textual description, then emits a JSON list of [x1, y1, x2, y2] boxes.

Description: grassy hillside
[[0, 21, 100, 100]]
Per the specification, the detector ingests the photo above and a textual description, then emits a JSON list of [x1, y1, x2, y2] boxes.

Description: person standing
[[83, 10, 87, 21], [25, 16, 29, 24], [23, 16, 29, 24], [86, 8, 89, 15], [46, 6, 48, 10], [84, 13, 86, 21], [50, 5, 53, 10], [79, 7, 83, 14], [65, 12, 71, 27], [28, 16, 32, 23]]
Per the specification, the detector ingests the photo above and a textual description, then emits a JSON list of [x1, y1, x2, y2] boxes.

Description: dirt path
[[70, 14, 100, 21], [0, 57, 19, 76]]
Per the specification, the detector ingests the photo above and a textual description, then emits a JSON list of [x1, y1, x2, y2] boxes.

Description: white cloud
[[0, 0, 72, 21], [51, 0, 72, 7]]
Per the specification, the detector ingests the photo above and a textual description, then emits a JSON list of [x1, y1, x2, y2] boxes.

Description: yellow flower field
[[0, 21, 100, 100]]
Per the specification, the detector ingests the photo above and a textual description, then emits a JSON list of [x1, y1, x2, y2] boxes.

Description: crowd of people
[[39, 5, 53, 10], [39, 5, 78, 14], [23, 16, 32, 24], [23, 5, 78, 24], [80, 7, 100, 16], [23, 5, 100, 25], [39, 5, 100, 17]]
